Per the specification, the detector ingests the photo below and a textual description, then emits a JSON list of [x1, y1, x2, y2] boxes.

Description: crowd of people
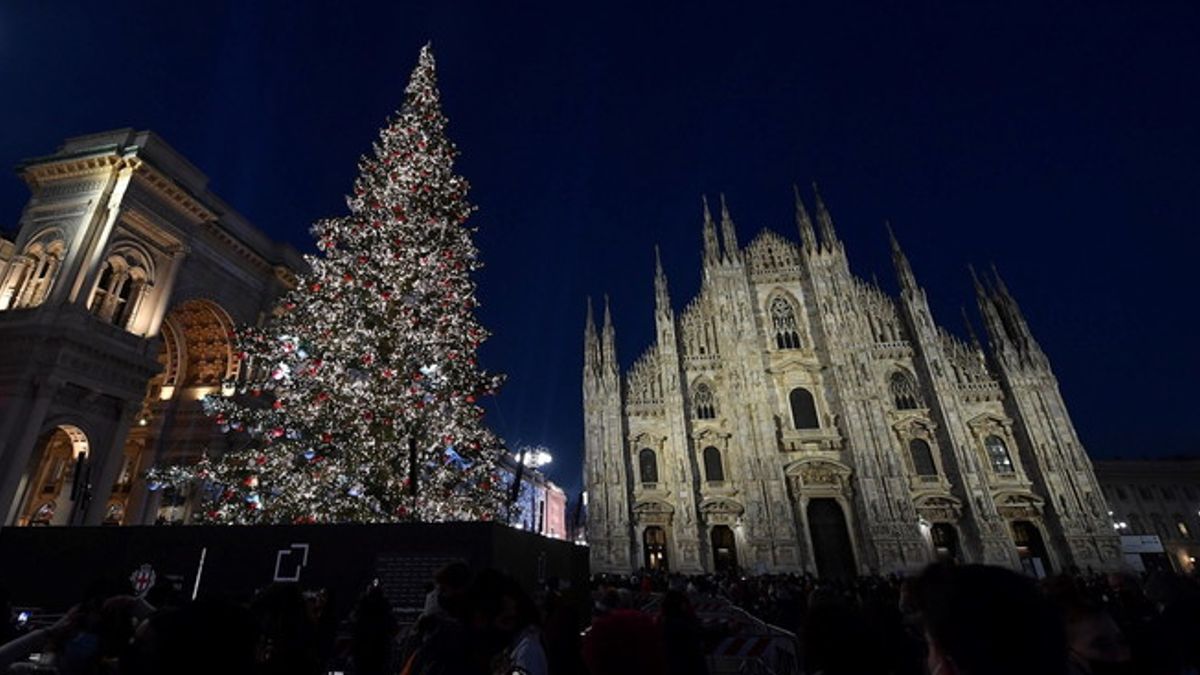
[[1, 561, 1198, 675]]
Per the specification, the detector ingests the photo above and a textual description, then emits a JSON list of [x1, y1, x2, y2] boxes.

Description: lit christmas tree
[[151, 44, 506, 524]]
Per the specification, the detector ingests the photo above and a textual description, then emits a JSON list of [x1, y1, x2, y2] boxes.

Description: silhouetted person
[[352, 584, 398, 675], [582, 609, 665, 675], [124, 599, 257, 675], [1059, 601, 1133, 675], [914, 564, 1068, 675], [657, 590, 708, 675], [251, 583, 321, 675]]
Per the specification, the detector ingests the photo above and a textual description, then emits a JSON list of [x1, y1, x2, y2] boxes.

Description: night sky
[[2, 3, 1197, 497]]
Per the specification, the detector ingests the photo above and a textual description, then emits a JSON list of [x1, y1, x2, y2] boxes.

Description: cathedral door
[[711, 525, 737, 573], [931, 523, 960, 562], [643, 526, 669, 571], [807, 498, 856, 580], [1012, 520, 1051, 578]]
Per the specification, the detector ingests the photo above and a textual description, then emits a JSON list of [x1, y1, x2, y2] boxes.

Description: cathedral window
[[703, 446, 724, 482], [770, 296, 802, 349], [693, 382, 716, 420], [789, 387, 819, 429], [984, 435, 1014, 475], [909, 438, 937, 476], [889, 370, 922, 410], [638, 448, 658, 485]]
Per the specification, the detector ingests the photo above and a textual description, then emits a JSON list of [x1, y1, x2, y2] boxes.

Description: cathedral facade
[[583, 188, 1121, 577], [0, 129, 301, 528]]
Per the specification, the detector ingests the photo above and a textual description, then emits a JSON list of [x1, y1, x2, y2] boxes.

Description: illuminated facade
[[0, 130, 302, 527], [584, 189, 1121, 576]]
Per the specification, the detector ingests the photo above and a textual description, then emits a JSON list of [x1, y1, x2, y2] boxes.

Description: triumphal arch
[[0, 129, 302, 527]]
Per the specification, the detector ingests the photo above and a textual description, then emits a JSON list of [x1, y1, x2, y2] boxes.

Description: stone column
[[83, 402, 139, 525], [0, 378, 61, 527]]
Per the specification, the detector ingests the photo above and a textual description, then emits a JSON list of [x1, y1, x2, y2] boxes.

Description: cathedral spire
[[886, 221, 919, 293], [719, 193, 740, 263], [812, 181, 839, 249], [654, 245, 671, 314], [989, 263, 1044, 360], [584, 296, 600, 378], [970, 264, 1010, 354], [794, 184, 817, 250], [961, 305, 983, 352], [701, 195, 721, 266], [601, 293, 618, 376]]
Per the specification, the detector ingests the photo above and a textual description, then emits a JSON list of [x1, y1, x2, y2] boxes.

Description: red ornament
[[321, 432, 333, 444], [310, 283, 322, 292], [272, 400, 284, 410], [256, 455, 267, 465], [465, 395, 476, 404], [343, 273, 354, 282]]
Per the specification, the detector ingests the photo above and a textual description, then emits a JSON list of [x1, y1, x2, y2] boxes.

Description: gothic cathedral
[[583, 187, 1120, 577]]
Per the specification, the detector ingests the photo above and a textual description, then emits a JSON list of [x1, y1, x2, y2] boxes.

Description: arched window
[[703, 446, 724, 482], [693, 382, 716, 420], [789, 387, 819, 429], [8, 237, 66, 309], [88, 247, 153, 328], [909, 438, 937, 476], [770, 297, 802, 349], [89, 261, 117, 316], [638, 448, 658, 485], [889, 370, 922, 409], [985, 435, 1014, 474]]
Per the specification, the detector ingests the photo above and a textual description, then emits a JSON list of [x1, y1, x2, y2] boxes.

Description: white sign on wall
[[1120, 535, 1164, 554]]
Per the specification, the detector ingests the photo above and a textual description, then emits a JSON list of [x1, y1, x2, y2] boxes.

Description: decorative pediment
[[632, 499, 675, 525], [766, 358, 820, 375], [628, 431, 666, 449], [785, 458, 852, 490], [699, 497, 745, 515], [693, 427, 729, 444], [914, 494, 962, 523], [632, 500, 675, 515], [966, 413, 1011, 436], [891, 414, 936, 436], [993, 491, 1044, 520]]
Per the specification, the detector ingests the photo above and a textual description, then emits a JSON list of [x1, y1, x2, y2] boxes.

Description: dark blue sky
[[2, 3, 1197, 496]]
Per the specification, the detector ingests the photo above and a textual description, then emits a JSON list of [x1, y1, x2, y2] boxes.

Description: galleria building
[[0, 130, 301, 528], [584, 190, 1121, 577]]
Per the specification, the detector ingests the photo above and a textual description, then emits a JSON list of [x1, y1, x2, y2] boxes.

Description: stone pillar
[[0, 378, 61, 527], [83, 402, 139, 525]]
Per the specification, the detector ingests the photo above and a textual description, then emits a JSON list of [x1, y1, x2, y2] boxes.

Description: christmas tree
[[150, 44, 506, 524]]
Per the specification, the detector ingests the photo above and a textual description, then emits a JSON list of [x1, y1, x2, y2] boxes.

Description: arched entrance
[[807, 498, 856, 580], [643, 526, 669, 571], [711, 525, 737, 573], [1012, 520, 1052, 578], [931, 523, 960, 562], [114, 299, 238, 525], [18, 425, 90, 526]]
